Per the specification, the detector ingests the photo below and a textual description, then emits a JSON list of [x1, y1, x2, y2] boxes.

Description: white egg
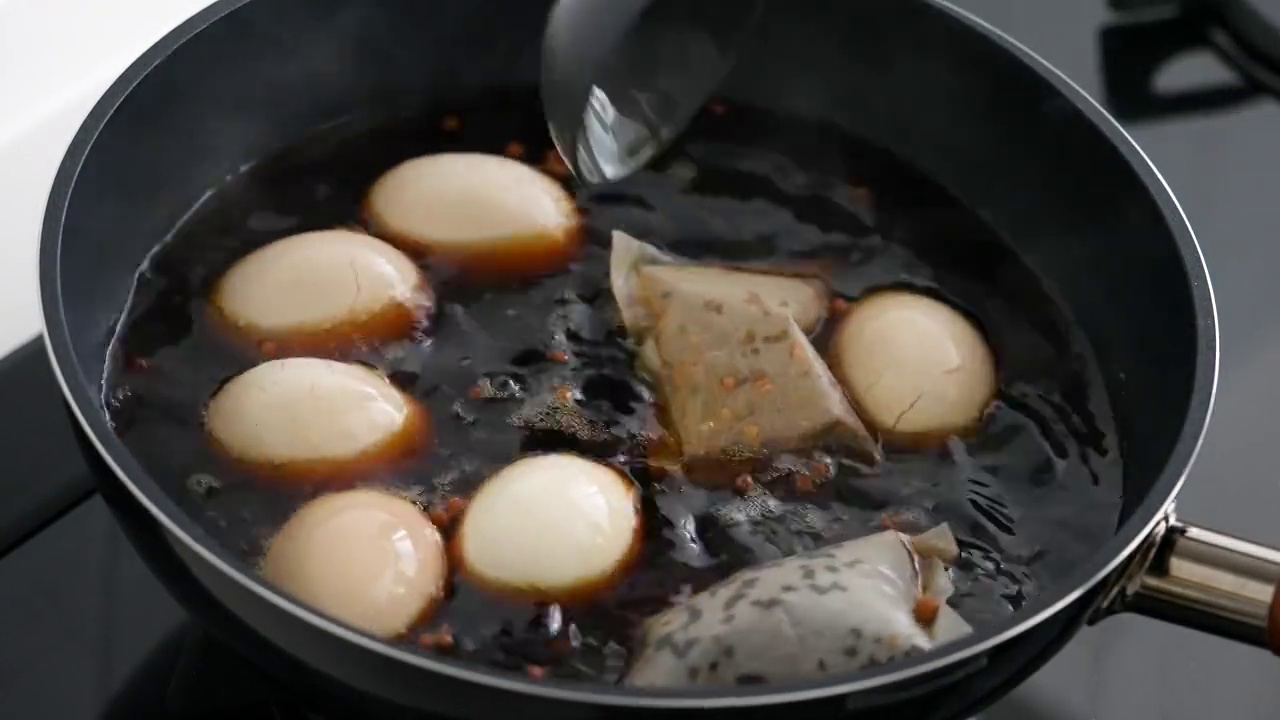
[[204, 358, 427, 478], [830, 290, 996, 445], [456, 454, 640, 602], [364, 152, 580, 281], [260, 489, 447, 638], [212, 229, 431, 355]]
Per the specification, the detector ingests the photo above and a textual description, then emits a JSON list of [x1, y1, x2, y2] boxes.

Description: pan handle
[[1118, 517, 1280, 652]]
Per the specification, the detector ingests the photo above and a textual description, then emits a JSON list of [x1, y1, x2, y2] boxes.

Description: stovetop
[[6, 1, 1280, 717]]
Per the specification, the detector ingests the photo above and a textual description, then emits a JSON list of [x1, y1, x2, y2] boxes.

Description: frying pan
[[35, 0, 1280, 717]]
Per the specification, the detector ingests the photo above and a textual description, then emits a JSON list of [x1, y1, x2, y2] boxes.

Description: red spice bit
[[808, 459, 834, 483], [467, 383, 487, 400], [525, 664, 548, 680], [733, 474, 755, 496], [440, 115, 461, 131], [913, 597, 942, 627], [554, 385, 575, 403], [428, 495, 469, 528], [546, 349, 570, 363], [428, 507, 450, 528], [707, 100, 727, 115], [418, 625, 456, 652], [504, 141, 526, 158], [258, 340, 278, 356], [720, 375, 738, 391], [445, 495, 469, 522], [749, 370, 772, 391], [849, 186, 873, 210], [793, 474, 816, 494], [547, 633, 576, 657], [541, 150, 571, 179], [830, 297, 850, 315], [879, 511, 915, 530]]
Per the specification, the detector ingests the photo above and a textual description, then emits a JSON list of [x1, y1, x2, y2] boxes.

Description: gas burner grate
[[1104, 0, 1280, 118]]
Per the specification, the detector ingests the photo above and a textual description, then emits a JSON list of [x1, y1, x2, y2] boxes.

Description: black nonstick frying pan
[[36, 0, 1280, 718]]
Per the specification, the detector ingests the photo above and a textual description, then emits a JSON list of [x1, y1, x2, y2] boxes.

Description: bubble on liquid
[[782, 503, 832, 535], [186, 473, 222, 498], [428, 456, 489, 496], [470, 373, 526, 401], [510, 392, 618, 451], [107, 385, 132, 410], [451, 398, 479, 425], [709, 492, 784, 527]]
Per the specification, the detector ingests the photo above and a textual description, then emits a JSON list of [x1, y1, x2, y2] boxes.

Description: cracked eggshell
[[204, 358, 429, 482], [260, 488, 447, 639], [364, 152, 581, 282], [829, 290, 996, 447], [211, 229, 432, 356], [454, 454, 641, 603]]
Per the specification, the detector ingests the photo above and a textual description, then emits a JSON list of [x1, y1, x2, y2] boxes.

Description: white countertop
[[0, 0, 216, 357]]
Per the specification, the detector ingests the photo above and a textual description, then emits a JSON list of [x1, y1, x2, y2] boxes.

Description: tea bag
[[652, 297, 876, 469], [610, 231, 828, 339], [609, 232, 879, 473], [610, 231, 680, 339], [624, 524, 973, 688]]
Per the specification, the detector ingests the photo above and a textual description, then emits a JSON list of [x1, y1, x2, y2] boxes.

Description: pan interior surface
[[42, 0, 1212, 706]]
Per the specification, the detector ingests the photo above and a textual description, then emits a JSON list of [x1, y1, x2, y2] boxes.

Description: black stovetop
[[6, 1, 1280, 717]]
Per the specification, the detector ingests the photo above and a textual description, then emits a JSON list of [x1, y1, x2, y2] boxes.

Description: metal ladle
[[541, 0, 764, 185]]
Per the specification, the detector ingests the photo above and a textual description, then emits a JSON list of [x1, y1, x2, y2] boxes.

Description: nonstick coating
[[38, 0, 1216, 717]]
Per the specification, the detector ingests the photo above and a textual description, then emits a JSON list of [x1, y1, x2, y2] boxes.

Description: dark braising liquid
[[103, 92, 1123, 683]]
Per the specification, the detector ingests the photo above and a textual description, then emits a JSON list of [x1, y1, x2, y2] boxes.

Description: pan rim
[[37, 0, 1219, 709]]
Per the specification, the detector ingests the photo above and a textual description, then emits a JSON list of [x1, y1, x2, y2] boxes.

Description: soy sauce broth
[[103, 91, 1122, 683]]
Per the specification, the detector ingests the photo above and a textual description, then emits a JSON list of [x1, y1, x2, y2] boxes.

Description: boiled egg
[[211, 229, 432, 355], [260, 489, 447, 638], [829, 290, 996, 445], [455, 454, 640, 602], [364, 152, 580, 281], [204, 357, 428, 479]]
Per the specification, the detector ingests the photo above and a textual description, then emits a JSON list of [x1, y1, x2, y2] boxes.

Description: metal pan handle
[[1115, 517, 1280, 652]]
